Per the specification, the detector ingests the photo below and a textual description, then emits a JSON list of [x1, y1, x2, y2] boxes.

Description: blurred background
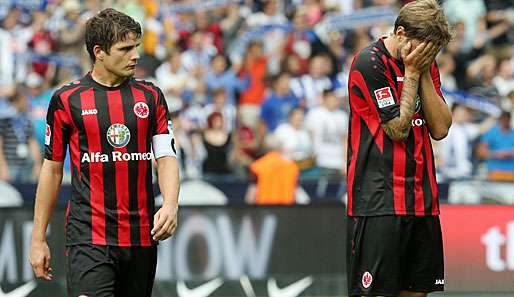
[[0, 0, 513, 296]]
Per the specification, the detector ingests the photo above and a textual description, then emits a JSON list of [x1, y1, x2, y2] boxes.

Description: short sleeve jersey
[[347, 38, 445, 217], [45, 73, 173, 246]]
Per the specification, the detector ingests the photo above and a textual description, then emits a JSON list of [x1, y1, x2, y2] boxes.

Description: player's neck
[[91, 66, 128, 88], [383, 36, 400, 60]]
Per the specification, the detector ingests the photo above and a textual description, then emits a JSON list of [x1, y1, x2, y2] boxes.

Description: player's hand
[[402, 41, 437, 75], [29, 240, 53, 280], [422, 42, 444, 75], [151, 203, 178, 241]]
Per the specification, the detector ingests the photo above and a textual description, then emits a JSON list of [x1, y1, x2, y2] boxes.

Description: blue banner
[[321, 6, 397, 31], [442, 88, 502, 116], [162, 0, 241, 14]]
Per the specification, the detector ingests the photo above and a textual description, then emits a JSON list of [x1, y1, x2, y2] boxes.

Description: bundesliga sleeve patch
[[374, 87, 395, 108], [45, 124, 51, 145]]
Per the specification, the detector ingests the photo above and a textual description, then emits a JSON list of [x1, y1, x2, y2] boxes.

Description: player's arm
[[151, 86, 180, 242], [419, 59, 452, 140], [30, 92, 70, 280], [381, 42, 437, 141], [29, 159, 64, 281], [152, 156, 180, 241]]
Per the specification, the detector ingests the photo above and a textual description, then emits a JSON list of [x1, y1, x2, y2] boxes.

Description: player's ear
[[93, 45, 105, 62], [395, 26, 407, 41]]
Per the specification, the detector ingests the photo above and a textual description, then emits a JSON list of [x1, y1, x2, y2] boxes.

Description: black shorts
[[66, 244, 157, 297], [347, 215, 444, 297]]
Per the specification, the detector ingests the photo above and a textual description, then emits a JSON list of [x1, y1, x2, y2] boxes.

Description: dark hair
[[212, 88, 226, 98], [85, 8, 142, 62], [322, 89, 335, 98], [207, 112, 223, 128], [288, 106, 305, 118]]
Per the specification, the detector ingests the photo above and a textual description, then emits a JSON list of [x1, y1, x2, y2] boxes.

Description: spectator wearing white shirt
[[181, 31, 217, 73], [439, 104, 495, 181], [305, 90, 348, 197], [493, 58, 514, 97], [290, 55, 334, 109], [156, 50, 190, 111], [274, 107, 314, 171]]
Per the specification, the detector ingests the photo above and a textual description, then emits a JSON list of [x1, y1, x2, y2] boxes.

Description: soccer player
[[28, 9, 180, 297], [346, 1, 452, 297]]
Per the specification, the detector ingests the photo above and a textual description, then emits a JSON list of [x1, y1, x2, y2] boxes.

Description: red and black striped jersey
[[346, 38, 444, 217], [45, 73, 172, 246]]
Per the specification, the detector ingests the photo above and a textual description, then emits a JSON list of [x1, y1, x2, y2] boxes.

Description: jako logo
[[81, 109, 98, 116], [481, 221, 514, 272]]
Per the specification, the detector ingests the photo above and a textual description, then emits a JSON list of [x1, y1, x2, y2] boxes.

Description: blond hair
[[394, 0, 453, 46]]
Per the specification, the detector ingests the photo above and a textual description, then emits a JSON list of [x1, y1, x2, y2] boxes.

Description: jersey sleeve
[[430, 61, 445, 101], [151, 85, 176, 158], [350, 50, 400, 123], [45, 93, 71, 162]]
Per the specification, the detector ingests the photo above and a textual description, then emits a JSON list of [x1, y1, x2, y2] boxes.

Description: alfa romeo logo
[[107, 123, 130, 148]]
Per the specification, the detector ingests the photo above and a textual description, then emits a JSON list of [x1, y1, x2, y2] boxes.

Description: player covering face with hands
[[29, 8, 179, 297], [346, 0, 452, 296]]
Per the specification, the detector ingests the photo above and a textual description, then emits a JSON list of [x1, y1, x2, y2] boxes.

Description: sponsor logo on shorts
[[374, 87, 395, 108], [435, 279, 444, 285], [362, 271, 373, 289]]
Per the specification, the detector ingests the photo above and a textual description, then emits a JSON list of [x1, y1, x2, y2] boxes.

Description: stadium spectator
[[232, 116, 259, 180], [492, 58, 514, 97], [466, 54, 500, 99], [201, 112, 232, 180], [181, 30, 217, 73], [438, 104, 495, 181], [205, 54, 249, 105], [25, 73, 52, 153], [274, 107, 314, 171], [477, 111, 514, 181], [238, 40, 268, 129], [290, 54, 334, 108], [27, 11, 57, 81], [0, 87, 41, 183], [437, 52, 458, 91], [55, 0, 86, 81], [156, 49, 190, 111], [203, 88, 237, 132], [259, 71, 301, 137], [283, 7, 317, 74], [247, 135, 300, 205], [0, 12, 14, 94], [305, 89, 348, 194], [443, 0, 487, 53]]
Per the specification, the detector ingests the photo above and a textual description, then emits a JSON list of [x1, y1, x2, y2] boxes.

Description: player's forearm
[[419, 72, 452, 140], [32, 161, 63, 241], [156, 156, 180, 208], [29, 139, 42, 166], [382, 73, 420, 141]]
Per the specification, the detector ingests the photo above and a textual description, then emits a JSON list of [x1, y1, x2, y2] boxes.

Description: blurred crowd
[[0, 0, 513, 201]]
